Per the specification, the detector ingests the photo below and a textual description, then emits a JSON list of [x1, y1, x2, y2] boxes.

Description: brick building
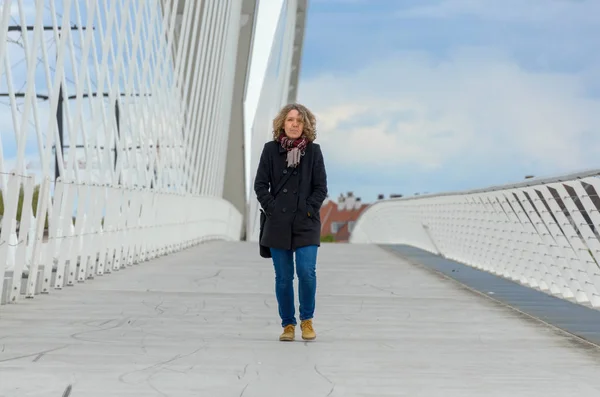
[[319, 192, 370, 242]]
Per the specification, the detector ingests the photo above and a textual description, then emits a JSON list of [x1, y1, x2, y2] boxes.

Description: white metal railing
[[350, 170, 600, 308], [1, 173, 242, 305], [0, 0, 246, 305]]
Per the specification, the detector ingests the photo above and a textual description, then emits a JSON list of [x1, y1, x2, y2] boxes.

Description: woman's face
[[283, 109, 303, 139]]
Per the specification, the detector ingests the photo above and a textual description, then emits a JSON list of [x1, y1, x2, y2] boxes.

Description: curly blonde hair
[[272, 103, 317, 142]]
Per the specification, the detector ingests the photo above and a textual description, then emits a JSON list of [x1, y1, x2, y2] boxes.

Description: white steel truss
[[350, 170, 600, 308], [0, 0, 248, 305]]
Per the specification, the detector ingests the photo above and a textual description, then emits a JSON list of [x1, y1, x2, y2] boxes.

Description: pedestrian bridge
[[2, 0, 600, 396], [3, 240, 600, 395]]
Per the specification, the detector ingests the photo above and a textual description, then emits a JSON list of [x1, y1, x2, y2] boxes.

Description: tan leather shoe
[[301, 319, 316, 340], [279, 324, 295, 341]]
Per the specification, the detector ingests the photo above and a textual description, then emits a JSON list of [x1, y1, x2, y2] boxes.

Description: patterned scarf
[[279, 135, 308, 168]]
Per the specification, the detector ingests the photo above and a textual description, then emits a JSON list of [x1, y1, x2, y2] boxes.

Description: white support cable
[[0, 174, 23, 301], [106, 0, 132, 187], [150, 0, 180, 192], [117, 0, 143, 188], [177, 0, 201, 194], [93, 0, 118, 184], [148, 1, 170, 190], [212, 0, 239, 197], [158, 0, 182, 191], [202, 0, 227, 194], [0, 0, 14, 192], [71, 0, 97, 186], [172, 0, 196, 192], [140, 0, 162, 190], [14, 0, 43, 177], [188, 0, 217, 196], [61, 0, 90, 185], [8, 175, 34, 302], [173, 0, 199, 192], [81, 0, 107, 185], [199, 0, 228, 196], [130, 1, 156, 189], [201, 0, 229, 196], [134, 0, 159, 190], [213, 0, 236, 196], [209, 0, 230, 195], [46, 0, 72, 182]]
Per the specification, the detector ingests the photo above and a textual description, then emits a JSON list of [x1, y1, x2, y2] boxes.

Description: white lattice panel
[[0, 0, 243, 305], [350, 171, 600, 308]]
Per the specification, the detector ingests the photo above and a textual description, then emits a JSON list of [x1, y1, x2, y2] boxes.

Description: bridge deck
[[1, 242, 600, 396]]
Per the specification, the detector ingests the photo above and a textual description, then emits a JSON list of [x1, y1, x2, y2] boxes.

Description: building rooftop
[[320, 192, 369, 242]]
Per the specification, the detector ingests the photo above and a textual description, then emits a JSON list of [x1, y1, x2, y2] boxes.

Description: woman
[[254, 103, 328, 342]]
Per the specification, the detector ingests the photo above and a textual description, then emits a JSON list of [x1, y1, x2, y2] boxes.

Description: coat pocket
[[306, 203, 320, 221]]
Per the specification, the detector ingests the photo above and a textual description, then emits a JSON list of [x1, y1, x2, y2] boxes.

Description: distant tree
[[0, 185, 49, 229], [320, 234, 335, 243]]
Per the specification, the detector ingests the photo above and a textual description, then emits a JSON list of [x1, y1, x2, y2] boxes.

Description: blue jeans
[[270, 245, 318, 327]]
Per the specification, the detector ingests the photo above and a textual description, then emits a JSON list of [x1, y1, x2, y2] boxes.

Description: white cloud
[[396, 0, 600, 25], [298, 48, 600, 177]]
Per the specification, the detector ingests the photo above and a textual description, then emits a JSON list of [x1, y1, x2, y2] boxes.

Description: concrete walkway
[[1, 241, 600, 396]]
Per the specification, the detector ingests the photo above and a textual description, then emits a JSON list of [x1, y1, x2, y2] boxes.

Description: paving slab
[[1, 241, 600, 396]]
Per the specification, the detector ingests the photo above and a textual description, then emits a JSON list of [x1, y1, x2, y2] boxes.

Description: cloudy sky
[[1, 0, 599, 204], [295, 0, 600, 202]]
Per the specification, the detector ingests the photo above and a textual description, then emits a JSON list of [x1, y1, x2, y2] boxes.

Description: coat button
[[282, 208, 287, 212], [283, 170, 287, 174], [283, 188, 288, 193], [293, 171, 297, 175]]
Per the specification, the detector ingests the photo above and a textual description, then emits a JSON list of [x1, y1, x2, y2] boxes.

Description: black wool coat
[[254, 140, 328, 250]]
